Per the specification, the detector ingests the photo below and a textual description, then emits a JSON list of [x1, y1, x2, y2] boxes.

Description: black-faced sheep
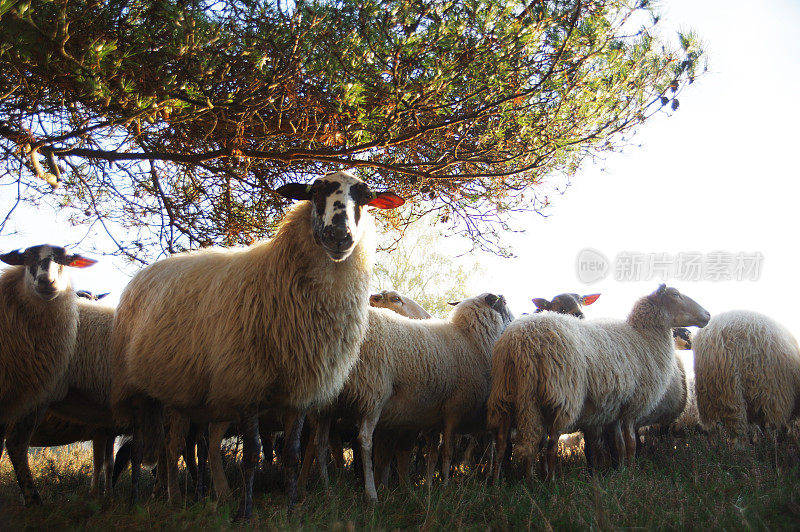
[[110, 171, 403, 518], [0, 244, 95, 505], [369, 289, 433, 319], [487, 284, 710, 482], [693, 310, 800, 439], [314, 293, 513, 500], [532, 292, 600, 319]]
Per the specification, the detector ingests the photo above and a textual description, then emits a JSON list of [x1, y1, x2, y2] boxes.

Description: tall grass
[[1, 432, 798, 530]]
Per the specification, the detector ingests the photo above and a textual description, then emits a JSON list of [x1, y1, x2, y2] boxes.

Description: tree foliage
[[372, 217, 484, 318], [0, 0, 704, 261]]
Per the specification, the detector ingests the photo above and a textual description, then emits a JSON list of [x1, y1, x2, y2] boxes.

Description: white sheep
[[693, 310, 800, 438], [635, 328, 694, 443], [487, 284, 709, 482], [0, 244, 95, 505], [110, 171, 403, 518], [5, 296, 117, 500], [313, 293, 513, 500], [369, 289, 433, 319]]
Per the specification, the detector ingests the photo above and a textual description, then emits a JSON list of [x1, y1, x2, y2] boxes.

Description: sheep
[[487, 284, 710, 483], [693, 310, 800, 439], [369, 289, 432, 319], [313, 293, 513, 501], [110, 171, 403, 519], [4, 295, 117, 502], [23, 412, 117, 497], [0, 244, 96, 505], [532, 292, 600, 318], [635, 328, 695, 448]]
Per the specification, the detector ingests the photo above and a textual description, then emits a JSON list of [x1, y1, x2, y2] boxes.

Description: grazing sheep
[[110, 171, 403, 518], [369, 290, 432, 319], [0, 244, 96, 505], [487, 284, 710, 482], [314, 293, 513, 501], [532, 293, 600, 318], [693, 310, 800, 438]]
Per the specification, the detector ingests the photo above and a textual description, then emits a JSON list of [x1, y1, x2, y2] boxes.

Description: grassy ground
[[1, 432, 799, 530]]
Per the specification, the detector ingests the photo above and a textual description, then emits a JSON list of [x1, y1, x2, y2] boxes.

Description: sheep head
[[277, 171, 404, 262], [0, 244, 96, 301]]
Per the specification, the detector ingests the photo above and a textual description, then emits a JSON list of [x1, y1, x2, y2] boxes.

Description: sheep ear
[[367, 191, 405, 209], [484, 294, 499, 307], [0, 249, 24, 266], [655, 283, 667, 296], [448, 301, 460, 306], [532, 298, 551, 311], [276, 183, 313, 201], [580, 294, 600, 306], [65, 254, 97, 268]]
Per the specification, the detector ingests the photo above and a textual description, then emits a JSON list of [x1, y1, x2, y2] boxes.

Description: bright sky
[[2, 1, 799, 339]]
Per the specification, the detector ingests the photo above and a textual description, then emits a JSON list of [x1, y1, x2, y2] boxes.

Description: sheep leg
[[358, 413, 380, 501], [90, 436, 106, 497], [208, 421, 232, 500], [606, 421, 625, 469], [103, 435, 115, 497], [164, 410, 190, 504], [395, 433, 417, 486], [543, 425, 561, 481], [425, 432, 440, 486], [234, 408, 261, 521], [130, 397, 164, 507], [5, 409, 44, 506], [440, 421, 458, 484], [112, 438, 131, 487], [184, 423, 199, 486], [583, 430, 597, 476], [194, 424, 209, 500], [314, 414, 333, 489], [373, 432, 394, 487], [281, 408, 305, 514], [491, 413, 512, 485], [622, 420, 637, 466], [297, 428, 317, 493], [260, 431, 275, 468]]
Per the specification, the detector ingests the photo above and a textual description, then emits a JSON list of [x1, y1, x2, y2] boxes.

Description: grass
[[1, 432, 799, 530]]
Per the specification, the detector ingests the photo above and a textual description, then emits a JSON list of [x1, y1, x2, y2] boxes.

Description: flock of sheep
[[1, 171, 798, 520]]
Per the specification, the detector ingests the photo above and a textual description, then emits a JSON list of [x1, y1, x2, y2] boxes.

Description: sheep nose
[[322, 225, 352, 248]]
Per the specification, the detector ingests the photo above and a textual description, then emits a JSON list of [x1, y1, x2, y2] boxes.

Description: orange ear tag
[[368, 192, 405, 209]]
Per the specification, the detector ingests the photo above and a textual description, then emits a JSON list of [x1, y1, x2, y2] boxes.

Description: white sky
[[2, 0, 799, 337]]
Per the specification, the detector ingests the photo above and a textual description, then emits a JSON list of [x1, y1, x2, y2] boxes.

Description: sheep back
[[343, 295, 507, 432], [47, 300, 116, 426], [112, 201, 373, 423], [693, 310, 800, 431], [0, 266, 78, 423]]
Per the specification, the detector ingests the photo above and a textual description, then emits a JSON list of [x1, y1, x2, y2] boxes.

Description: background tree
[[372, 216, 485, 318], [0, 0, 703, 262]]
